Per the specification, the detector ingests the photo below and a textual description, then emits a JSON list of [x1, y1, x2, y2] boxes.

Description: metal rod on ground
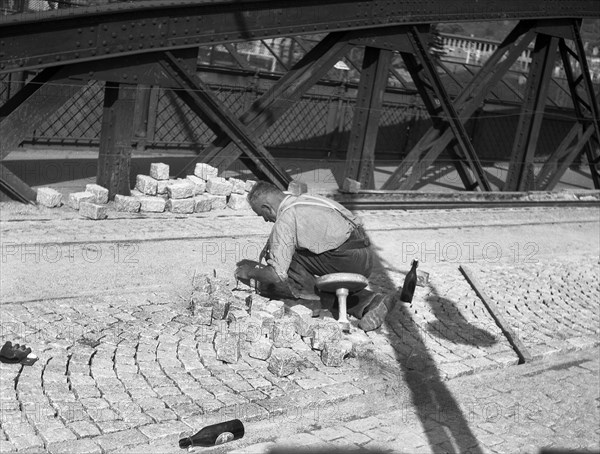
[[459, 264, 532, 364]]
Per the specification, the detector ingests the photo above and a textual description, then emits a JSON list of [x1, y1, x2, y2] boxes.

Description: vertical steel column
[[567, 22, 600, 189], [132, 84, 151, 151], [504, 33, 559, 191], [97, 82, 136, 199], [344, 46, 391, 189]]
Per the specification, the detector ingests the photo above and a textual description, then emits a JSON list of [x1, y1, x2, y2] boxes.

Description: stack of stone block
[[121, 162, 256, 214], [189, 275, 355, 375], [59, 183, 110, 220]]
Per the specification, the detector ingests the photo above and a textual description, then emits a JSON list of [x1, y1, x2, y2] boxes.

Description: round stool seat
[[315, 273, 369, 293]]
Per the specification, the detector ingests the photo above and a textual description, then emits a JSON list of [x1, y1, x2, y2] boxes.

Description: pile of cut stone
[[36, 184, 110, 220], [190, 275, 354, 377], [121, 162, 256, 214]]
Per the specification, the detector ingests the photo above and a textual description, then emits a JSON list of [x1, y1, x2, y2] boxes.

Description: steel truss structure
[[0, 1, 598, 201]]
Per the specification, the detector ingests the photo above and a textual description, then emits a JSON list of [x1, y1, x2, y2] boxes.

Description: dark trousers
[[259, 246, 378, 319]]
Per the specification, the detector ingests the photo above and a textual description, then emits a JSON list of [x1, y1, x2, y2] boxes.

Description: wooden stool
[[315, 273, 369, 332]]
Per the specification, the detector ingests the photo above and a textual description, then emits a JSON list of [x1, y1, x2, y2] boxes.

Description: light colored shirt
[[266, 194, 361, 279]]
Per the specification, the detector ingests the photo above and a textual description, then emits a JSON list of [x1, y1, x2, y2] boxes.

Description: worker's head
[[247, 181, 285, 223]]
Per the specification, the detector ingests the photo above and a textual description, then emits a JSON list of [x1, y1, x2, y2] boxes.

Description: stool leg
[[336, 288, 350, 332]]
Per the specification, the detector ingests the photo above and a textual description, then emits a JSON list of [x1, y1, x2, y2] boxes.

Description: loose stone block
[[209, 195, 227, 210], [251, 299, 284, 319], [36, 187, 63, 207], [319, 309, 336, 321], [212, 297, 230, 321], [229, 177, 246, 195], [227, 309, 249, 323], [136, 175, 158, 195], [288, 304, 314, 319], [195, 306, 213, 326], [68, 191, 95, 210], [166, 198, 194, 214], [229, 295, 250, 311], [321, 340, 353, 367], [85, 184, 109, 204], [214, 334, 241, 364], [227, 193, 251, 210], [231, 315, 269, 343], [272, 317, 300, 348], [267, 349, 297, 377], [130, 189, 143, 197], [342, 177, 361, 193], [310, 320, 342, 351], [248, 339, 273, 361], [246, 293, 271, 311], [138, 196, 166, 213], [287, 180, 308, 196], [114, 194, 141, 213], [193, 194, 212, 213], [186, 175, 206, 195], [191, 290, 211, 308], [194, 163, 218, 180], [149, 163, 170, 180], [207, 177, 233, 196], [79, 202, 108, 220], [245, 180, 257, 192], [157, 180, 171, 195], [289, 305, 317, 338], [167, 180, 195, 199]]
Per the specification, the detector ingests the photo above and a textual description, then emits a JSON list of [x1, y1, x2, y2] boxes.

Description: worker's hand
[[234, 263, 254, 281]]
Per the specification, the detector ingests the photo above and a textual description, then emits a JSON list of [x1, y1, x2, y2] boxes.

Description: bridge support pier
[[97, 82, 136, 199]]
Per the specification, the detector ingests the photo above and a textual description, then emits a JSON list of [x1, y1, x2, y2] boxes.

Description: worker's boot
[[358, 293, 395, 331]]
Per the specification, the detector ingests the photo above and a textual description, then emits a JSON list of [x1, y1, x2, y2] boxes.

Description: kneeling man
[[235, 181, 393, 331]]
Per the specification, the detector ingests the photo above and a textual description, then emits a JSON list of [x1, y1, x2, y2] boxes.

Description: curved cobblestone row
[[1, 292, 382, 452]]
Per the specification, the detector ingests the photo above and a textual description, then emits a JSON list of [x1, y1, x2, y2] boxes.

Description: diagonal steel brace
[[159, 51, 292, 189]]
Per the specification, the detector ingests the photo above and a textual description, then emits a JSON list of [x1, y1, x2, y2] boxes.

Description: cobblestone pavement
[[232, 349, 599, 454], [0, 205, 598, 453]]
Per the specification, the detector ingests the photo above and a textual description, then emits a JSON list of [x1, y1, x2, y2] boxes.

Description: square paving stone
[[69, 419, 101, 438], [96, 420, 133, 434], [95, 429, 149, 451], [139, 421, 191, 439], [47, 438, 102, 454]]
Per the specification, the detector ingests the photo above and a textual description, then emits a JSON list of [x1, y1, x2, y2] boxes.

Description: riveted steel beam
[[383, 21, 537, 190], [343, 46, 392, 189], [159, 51, 292, 189], [58, 48, 199, 88], [0, 1, 597, 75], [504, 33, 559, 191]]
